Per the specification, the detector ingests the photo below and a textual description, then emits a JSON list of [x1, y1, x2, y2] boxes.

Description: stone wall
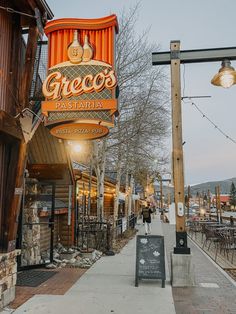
[[0, 250, 20, 309], [21, 202, 41, 266], [21, 181, 41, 266]]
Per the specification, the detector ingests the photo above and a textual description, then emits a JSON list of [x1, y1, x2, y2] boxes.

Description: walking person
[[141, 205, 153, 235]]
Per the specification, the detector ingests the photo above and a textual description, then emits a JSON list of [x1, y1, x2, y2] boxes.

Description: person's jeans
[[144, 221, 151, 234]]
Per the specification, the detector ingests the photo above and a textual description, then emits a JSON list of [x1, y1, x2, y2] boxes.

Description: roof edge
[[35, 0, 54, 20]]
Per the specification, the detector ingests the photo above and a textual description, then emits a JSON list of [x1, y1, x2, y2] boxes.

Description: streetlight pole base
[[171, 252, 195, 287], [174, 231, 191, 254]]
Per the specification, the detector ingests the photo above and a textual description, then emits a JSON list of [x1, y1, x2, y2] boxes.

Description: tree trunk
[[128, 174, 134, 216], [94, 140, 107, 222], [125, 169, 129, 219], [114, 159, 121, 221]]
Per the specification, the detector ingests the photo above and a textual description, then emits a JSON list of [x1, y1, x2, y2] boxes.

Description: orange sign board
[[42, 15, 119, 139], [42, 99, 117, 116], [50, 123, 109, 140], [44, 15, 118, 68]]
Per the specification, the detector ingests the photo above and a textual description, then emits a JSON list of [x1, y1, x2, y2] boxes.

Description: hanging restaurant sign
[[41, 15, 119, 140]]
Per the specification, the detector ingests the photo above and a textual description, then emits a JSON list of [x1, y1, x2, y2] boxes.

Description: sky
[[46, 0, 236, 186]]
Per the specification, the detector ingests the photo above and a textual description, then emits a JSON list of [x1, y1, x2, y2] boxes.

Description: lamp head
[[211, 59, 236, 88]]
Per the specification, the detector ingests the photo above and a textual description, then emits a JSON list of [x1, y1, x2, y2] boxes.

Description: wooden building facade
[[0, 0, 53, 308]]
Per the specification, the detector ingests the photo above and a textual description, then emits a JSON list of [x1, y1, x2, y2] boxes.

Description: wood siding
[[0, 3, 25, 251], [28, 124, 68, 164]]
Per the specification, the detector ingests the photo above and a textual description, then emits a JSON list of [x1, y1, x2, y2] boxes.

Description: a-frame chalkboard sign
[[135, 235, 166, 288]]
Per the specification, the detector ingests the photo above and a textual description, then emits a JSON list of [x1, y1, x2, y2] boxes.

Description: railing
[[76, 221, 113, 253], [188, 219, 236, 265], [129, 214, 137, 228], [76, 214, 138, 252], [116, 218, 122, 236]]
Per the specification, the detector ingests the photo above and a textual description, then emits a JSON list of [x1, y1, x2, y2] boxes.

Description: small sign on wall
[[15, 188, 23, 195]]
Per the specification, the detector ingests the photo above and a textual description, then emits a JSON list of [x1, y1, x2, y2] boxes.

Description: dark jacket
[[141, 207, 152, 223]]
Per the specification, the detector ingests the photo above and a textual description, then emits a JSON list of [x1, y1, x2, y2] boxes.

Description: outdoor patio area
[[188, 219, 236, 269]]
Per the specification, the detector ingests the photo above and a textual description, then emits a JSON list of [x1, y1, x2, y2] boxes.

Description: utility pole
[[156, 173, 170, 216], [187, 185, 190, 219], [207, 189, 211, 212], [215, 186, 219, 222], [170, 41, 190, 254], [217, 185, 222, 222]]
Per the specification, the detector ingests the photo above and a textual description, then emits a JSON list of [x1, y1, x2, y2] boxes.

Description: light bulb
[[73, 144, 82, 153], [219, 71, 234, 88], [211, 59, 236, 88]]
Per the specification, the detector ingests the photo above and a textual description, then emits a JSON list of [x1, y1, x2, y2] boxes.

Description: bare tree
[[93, 3, 170, 222]]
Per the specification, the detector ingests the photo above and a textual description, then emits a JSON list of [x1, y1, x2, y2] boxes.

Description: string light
[[183, 98, 236, 145]]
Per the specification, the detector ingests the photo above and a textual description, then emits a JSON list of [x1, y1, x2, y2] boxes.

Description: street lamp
[[152, 41, 236, 286], [211, 59, 236, 88]]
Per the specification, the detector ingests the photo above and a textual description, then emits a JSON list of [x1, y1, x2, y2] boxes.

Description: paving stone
[[163, 223, 236, 314]]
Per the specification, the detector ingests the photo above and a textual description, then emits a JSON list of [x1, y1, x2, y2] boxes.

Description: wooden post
[[159, 176, 163, 221], [217, 185, 222, 222], [160, 177, 163, 210], [215, 186, 219, 222], [187, 185, 190, 219], [5, 24, 39, 251], [170, 41, 190, 254], [208, 189, 211, 211]]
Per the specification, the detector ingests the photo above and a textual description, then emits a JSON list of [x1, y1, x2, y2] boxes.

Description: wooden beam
[[152, 46, 236, 65], [4, 23, 39, 252], [19, 23, 39, 110], [5, 141, 27, 252], [0, 111, 23, 141], [0, 140, 20, 252]]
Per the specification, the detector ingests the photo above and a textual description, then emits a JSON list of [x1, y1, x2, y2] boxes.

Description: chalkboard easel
[[135, 235, 166, 288]]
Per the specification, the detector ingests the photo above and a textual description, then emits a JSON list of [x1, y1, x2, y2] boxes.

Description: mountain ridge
[[156, 177, 236, 198], [188, 177, 236, 195]]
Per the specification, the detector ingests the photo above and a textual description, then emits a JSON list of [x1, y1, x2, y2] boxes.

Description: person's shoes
[[145, 233, 147, 235]]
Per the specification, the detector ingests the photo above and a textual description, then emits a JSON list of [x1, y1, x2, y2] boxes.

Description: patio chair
[[221, 230, 236, 264], [202, 227, 220, 255], [189, 221, 201, 239]]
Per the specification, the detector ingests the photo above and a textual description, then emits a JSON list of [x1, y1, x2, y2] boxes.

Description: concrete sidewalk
[[11, 216, 176, 314]]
